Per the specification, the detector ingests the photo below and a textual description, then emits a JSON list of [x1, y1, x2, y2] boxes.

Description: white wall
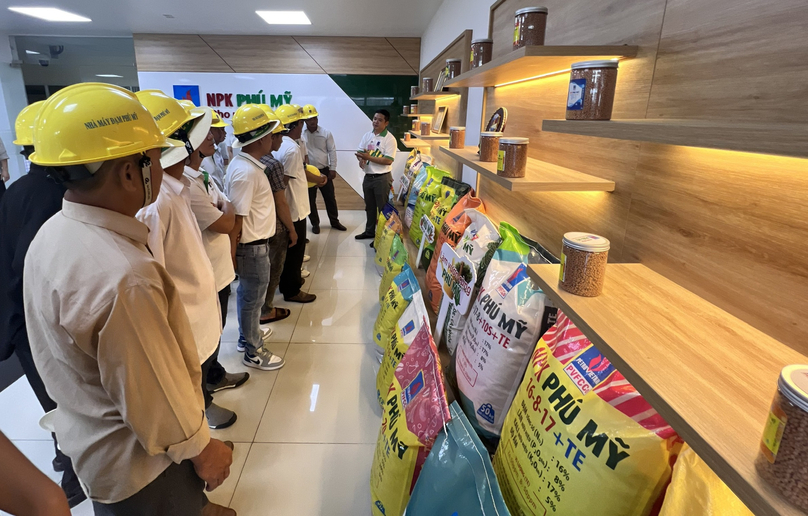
[[0, 33, 28, 183], [421, 0, 492, 187]]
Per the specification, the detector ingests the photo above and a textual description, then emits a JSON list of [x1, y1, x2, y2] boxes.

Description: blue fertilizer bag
[[405, 402, 511, 516]]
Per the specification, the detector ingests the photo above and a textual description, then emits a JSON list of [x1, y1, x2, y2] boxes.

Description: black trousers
[[363, 172, 392, 234], [279, 218, 307, 298], [308, 168, 339, 228], [92, 460, 207, 516], [201, 285, 231, 408]]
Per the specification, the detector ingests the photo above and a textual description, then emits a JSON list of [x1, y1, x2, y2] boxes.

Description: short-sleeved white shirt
[[136, 174, 221, 363], [273, 136, 310, 222], [225, 152, 276, 243], [358, 129, 397, 175], [184, 166, 236, 292]]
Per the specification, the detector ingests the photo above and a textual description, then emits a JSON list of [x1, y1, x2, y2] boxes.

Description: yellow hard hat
[[231, 104, 280, 147], [178, 99, 196, 110], [259, 104, 274, 115], [136, 90, 194, 138], [12, 101, 45, 146], [210, 108, 228, 128], [275, 104, 301, 126], [306, 163, 322, 188], [158, 103, 212, 168], [30, 83, 182, 167], [301, 104, 318, 119]]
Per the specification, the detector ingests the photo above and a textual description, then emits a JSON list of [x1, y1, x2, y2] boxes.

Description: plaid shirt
[[259, 154, 288, 232]]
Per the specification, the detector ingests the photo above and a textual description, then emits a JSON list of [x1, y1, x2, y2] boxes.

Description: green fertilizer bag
[[379, 235, 409, 301], [373, 265, 420, 360], [409, 166, 451, 247]]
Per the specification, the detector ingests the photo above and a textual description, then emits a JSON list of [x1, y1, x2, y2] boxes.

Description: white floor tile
[[229, 443, 374, 516], [291, 289, 379, 344], [255, 344, 382, 444], [0, 377, 51, 441], [310, 255, 381, 291]]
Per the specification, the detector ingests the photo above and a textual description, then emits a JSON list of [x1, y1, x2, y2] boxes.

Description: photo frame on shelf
[[432, 106, 447, 134], [434, 69, 448, 92]]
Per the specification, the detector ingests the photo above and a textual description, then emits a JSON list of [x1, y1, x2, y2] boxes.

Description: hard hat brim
[[161, 107, 213, 168], [12, 138, 32, 146], [29, 135, 185, 167], [231, 119, 281, 149]]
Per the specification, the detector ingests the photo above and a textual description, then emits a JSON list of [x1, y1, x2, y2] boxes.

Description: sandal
[[260, 307, 291, 324]]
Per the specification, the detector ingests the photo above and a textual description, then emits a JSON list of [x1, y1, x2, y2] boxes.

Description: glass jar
[[422, 77, 434, 93], [411, 85, 420, 98], [497, 137, 529, 178], [479, 132, 502, 162], [558, 233, 610, 297], [756, 365, 808, 511], [566, 60, 619, 120], [412, 120, 419, 131], [514, 7, 548, 50], [449, 127, 465, 149], [403, 105, 410, 115], [421, 121, 431, 136], [446, 59, 462, 80], [471, 39, 493, 69], [404, 132, 411, 142], [411, 104, 418, 115]]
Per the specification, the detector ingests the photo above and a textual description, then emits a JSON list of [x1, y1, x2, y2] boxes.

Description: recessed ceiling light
[[25, 50, 40, 55], [255, 10, 311, 25], [8, 7, 91, 22], [96, 74, 123, 78]]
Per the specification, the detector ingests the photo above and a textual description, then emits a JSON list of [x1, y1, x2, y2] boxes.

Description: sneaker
[[206, 403, 237, 430], [243, 347, 286, 371], [207, 371, 250, 393], [261, 326, 273, 342], [301, 268, 311, 278], [303, 254, 311, 262], [236, 341, 247, 353]]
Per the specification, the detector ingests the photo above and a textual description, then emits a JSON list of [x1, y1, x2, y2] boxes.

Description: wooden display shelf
[[402, 139, 432, 149], [526, 263, 807, 516], [439, 146, 615, 192], [444, 45, 638, 88], [404, 113, 433, 117], [411, 91, 461, 101], [542, 119, 808, 159], [408, 130, 450, 140]]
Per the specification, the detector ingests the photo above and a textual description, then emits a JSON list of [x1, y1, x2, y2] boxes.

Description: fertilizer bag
[[375, 212, 403, 274], [379, 235, 409, 301], [373, 265, 419, 359], [409, 166, 451, 247], [405, 164, 429, 227], [374, 203, 398, 250]]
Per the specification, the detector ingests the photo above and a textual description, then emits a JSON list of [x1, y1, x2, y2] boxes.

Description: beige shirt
[[226, 152, 277, 243], [23, 200, 210, 503], [137, 174, 221, 363]]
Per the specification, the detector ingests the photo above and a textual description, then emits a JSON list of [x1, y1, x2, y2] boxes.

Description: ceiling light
[[25, 50, 40, 55], [8, 7, 91, 22], [256, 10, 311, 25], [96, 74, 123, 78]]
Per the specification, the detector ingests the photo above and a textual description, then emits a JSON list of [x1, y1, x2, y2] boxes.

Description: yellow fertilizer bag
[[374, 203, 399, 250], [375, 212, 403, 274], [370, 323, 451, 516], [494, 312, 681, 516], [373, 265, 420, 360], [409, 166, 451, 247], [377, 290, 429, 405], [379, 235, 409, 301], [659, 444, 753, 516]]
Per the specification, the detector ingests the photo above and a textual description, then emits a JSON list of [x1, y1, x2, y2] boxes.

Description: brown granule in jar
[[421, 121, 431, 136], [497, 138, 529, 178], [558, 233, 610, 297], [450, 127, 465, 149], [479, 132, 502, 162], [756, 367, 808, 512], [566, 60, 619, 121]]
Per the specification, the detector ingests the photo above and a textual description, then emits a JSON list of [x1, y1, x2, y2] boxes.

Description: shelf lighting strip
[[493, 56, 629, 89]]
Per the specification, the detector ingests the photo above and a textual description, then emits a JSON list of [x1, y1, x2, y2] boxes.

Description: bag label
[[496, 263, 528, 299], [497, 150, 505, 172], [564, 346, 615, 395], [567, 78, 587, 110], [559, 252, 567, 282], [760, 403, 787, 463]]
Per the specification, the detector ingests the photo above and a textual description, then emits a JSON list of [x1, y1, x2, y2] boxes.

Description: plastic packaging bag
[[370, 323, 451, 516], [426, 194, 485, 312], [494, 312, 681, 516], [405, 164, 430, 228], [375, 212, 403, 274], [373, 265, 419, 359], [420, 177, 471, 269], [406, 402, 511, 516], [379, 235, 409, 301], [374, 203, 398, 250], [455, 225, 548, 446], [376, 290, 429, 405], [659, 444, 753, 515], [409, 166, 451, 247]]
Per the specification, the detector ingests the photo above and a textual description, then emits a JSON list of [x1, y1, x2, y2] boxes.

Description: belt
[[240, 238, 268, 246]]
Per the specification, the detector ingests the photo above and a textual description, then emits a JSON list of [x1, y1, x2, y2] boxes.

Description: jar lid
[[563, 232, 611, 252], [516, 7, 549, 15], [472, 38, 493, 44], [446, 58, 462, 63], [500, 137, 529, 145], [450, 126, 466, 131], [481, 132, 503, 137], [779, 365, 808, 413], [571, 59, 619, 70]]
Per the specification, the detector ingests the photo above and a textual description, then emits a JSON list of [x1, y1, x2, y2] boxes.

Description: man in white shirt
[[136, 92, 239, 431], [355, 109, 397, 239], [201, 110, 230, 191], [272, 105, 325, 303], [23, 83, 233, 515], [301, 105, 346, 234], [226, 105, 286, 371]]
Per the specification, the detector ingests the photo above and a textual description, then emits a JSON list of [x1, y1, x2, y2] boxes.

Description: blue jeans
[[236, 242, 270, 355]]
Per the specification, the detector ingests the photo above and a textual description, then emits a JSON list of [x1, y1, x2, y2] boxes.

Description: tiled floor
[[0, 210, 383, 516]]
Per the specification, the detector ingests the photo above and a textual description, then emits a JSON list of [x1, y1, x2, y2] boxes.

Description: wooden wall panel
[[295, 37, 415, 75], [133, 34, 233, 72], [387, 38, 421, 73], [645, 0, 808, 123], [199, 36, 323, 74]]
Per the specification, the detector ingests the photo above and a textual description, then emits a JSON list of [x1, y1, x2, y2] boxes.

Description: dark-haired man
[[355, 109, 397, 239]]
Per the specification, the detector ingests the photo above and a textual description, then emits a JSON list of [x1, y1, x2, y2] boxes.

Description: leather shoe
[[202, 502, 237, 516], [355, 232, 374, 240], [312, 226, 320, 234], [284, 291, 316, 303], [331, 222, 347, 231]]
